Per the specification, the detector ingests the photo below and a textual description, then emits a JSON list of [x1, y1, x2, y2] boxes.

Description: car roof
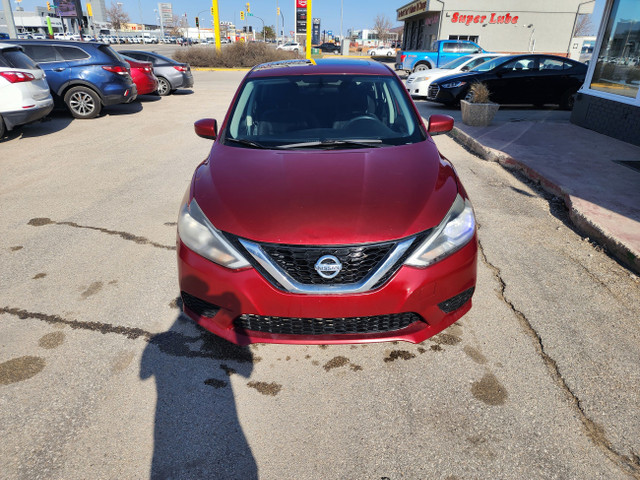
[[0, 42, 23, 51], [249, 58, 394, 78], [5, 39, 98, 47]]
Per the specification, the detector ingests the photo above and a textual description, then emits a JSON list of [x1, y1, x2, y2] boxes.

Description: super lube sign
[[451, 12, 519, 26]]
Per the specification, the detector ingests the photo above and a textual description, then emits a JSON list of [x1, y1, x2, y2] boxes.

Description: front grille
[[181, 292, 220, 318], [258, 241, 396, 285], [428, 84, 439, 99], [235, 312, 423, 336]]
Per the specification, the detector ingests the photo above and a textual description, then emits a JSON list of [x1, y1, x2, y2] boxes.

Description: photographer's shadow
[[140, 292, 258, 479]]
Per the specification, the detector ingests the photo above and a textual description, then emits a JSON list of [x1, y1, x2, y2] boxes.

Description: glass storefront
[[590, 0, 640, 99]]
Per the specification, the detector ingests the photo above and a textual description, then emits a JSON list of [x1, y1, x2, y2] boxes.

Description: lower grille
[[235, 312, 423, 336], [181, 292, 220, 318], [428, 84, 439, 99], [438, 287, 474, 313]]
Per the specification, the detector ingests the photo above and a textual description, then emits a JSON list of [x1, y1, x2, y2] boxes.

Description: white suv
[[277, 42, 301, 53], [0, 43, 53, 138]]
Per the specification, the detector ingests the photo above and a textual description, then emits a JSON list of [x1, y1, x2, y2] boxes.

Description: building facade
[[571, 0, 639, 146], [397, 0, 594, 54]]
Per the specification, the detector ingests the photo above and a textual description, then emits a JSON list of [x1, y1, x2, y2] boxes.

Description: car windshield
[[441, 55, 474, 70], [224, 74, 424, 149], [470, 56, 514, 72]]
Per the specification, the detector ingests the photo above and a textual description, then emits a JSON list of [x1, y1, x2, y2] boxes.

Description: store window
[[590, 0, 640, 99], [449, 35, 479, 43]]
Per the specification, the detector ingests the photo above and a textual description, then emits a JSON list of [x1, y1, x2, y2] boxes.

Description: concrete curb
[[449, 127, 640, 274]]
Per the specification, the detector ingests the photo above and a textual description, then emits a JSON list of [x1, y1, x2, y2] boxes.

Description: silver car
[[120, 50, 194, 96]]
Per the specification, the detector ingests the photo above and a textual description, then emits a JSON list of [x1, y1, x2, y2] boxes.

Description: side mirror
[[194, 118, 218, 140], [427, 114, 454, 135]]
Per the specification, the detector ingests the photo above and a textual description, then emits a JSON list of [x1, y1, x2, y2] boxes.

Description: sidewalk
[[414, 102, 640, 273]]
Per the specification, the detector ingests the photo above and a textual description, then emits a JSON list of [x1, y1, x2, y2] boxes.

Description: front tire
[[156, 77, 171, 96], [413, 63, 430, 73], [387, 51, 393, 56], [560, 90, 575, 110], [64, 86, 102, 119]]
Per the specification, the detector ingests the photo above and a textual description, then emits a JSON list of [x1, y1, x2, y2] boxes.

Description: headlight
[[178, 199, 250, 269], [441, 81, 466, 88], [405, 194, 475, 267]]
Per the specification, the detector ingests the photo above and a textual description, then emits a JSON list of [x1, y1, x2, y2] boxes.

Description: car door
[[537, 57, 580, 104], [439, 42, 459, 66], [20, 44, 69, 97], [485, 56, 540, 104]]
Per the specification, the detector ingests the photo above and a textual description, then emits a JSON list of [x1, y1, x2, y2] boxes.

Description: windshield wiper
[[225, 138, 270, 149], [279, 139, 383, 149]]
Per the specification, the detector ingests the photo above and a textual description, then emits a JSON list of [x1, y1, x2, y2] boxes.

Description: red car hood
[[193, 140, 458, 245]]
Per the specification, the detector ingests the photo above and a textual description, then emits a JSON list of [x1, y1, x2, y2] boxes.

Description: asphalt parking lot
[[1, 70, 639, 479]]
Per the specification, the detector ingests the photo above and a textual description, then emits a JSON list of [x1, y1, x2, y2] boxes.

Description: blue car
[[7, 39, 137, 118]]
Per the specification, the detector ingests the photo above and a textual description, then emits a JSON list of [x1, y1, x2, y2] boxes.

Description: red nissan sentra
[[121, 55, 158, 95], [178, 59, 477, 345]]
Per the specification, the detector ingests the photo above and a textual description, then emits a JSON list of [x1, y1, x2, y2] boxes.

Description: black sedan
[[426, 54, 587, 109], [315, 42, 340, 54]]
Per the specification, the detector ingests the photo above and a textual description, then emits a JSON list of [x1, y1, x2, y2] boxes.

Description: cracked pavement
[[1, 71, 639, 479]]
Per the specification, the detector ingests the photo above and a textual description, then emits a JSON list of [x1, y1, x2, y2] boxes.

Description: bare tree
[[106, 2, 129, 32], [574, 14, 593, 37], [166, 14, 188, 37], [373, 14, 393, 45]]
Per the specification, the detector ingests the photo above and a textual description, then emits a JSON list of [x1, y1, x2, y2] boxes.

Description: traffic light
[[195, 17, 199, 28], [246, 3, 250, 14], [277, 7, 280, 15], [240, 11, 244, 21], [46, 1, 51, 11], [210, 7, 214, 15]]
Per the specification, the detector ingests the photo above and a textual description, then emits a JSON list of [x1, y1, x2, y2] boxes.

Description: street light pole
[[1, 0, 18, 38]]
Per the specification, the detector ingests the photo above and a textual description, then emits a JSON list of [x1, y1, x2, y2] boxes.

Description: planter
[[460, 99, 500, 127]]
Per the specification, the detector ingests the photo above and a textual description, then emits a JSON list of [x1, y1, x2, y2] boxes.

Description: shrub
[[468, 82, 491, 103], [172, 42, 298, 68]]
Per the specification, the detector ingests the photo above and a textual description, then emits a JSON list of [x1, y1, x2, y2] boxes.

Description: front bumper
[[177, 236, 477, 345], [1, 98, 54, 131]]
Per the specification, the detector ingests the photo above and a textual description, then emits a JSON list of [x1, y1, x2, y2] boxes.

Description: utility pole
[[211, 0, 221, 50], [1, 0, 18, 38]]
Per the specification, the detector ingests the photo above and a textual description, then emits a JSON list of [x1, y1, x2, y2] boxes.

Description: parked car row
[[0, 40, 193, 137], [407, 53, 588, 110], [0, 42, 53, 137]]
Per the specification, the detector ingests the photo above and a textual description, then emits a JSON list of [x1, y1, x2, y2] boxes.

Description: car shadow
[[140, 288, 258, 479], [0, 111, 74, 141], [171, 89, 195, 96], [136, 94, 162, 103], [103, 101, 144, 115]]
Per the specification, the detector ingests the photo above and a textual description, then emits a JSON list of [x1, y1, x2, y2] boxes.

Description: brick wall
[[571, 93, 640, 147]]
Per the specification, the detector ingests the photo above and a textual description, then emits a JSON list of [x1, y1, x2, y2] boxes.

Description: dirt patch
[[247, 381, 282, 396], [111, 351, 135, 373], [431, 344, 443, 352], [28, 217, 54, 226], [471, 373, 508, 406], [464, 346, 488, 364], [431, 333, 461, 346], [10, 246, 23, 251], [81, 281, 103, 299], [205, 378, 227, 389], [0, 356, 46, 385], [38, 331, 65, 349], [324, 356, 349, 371], [384, 350, 416, 362], [33, 273, 47, 280]]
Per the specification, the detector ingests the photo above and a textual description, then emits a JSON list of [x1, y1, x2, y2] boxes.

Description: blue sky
[[8, 0, 607, 37]]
